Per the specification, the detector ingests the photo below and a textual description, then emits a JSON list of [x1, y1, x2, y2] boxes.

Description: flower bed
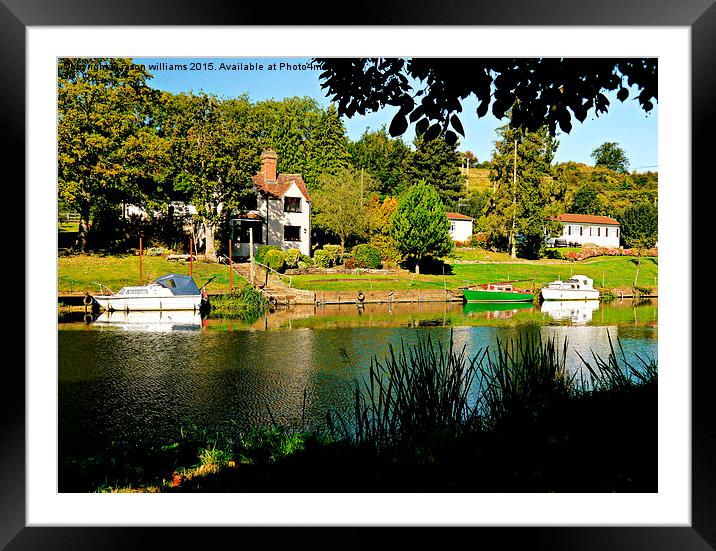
[[565, 246, 658, 262]]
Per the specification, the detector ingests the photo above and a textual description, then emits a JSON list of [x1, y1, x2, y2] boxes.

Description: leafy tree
[[366, 194, 401, 262], [306, 104, 352, 184], [58, 58, 169, 251], [312, 168, 378, 254], [460, 189, 491, 230], [390, 181, 453, 274], [484, 125, 563, 259], [591, 142, 630, 173], [164, 92, 260, 260], [402, 136, 467, 210], [348, 127, 410, 196], [570, 184, 604, 215], [315, 58, 657, 143], [253, 98, 351, 190], [618, 203, 658, 288]]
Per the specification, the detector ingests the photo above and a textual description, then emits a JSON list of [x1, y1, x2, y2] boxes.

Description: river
[[58, 298, 657, 489]]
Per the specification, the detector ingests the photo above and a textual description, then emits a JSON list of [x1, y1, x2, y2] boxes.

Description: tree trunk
[[204, 220, 217, 261], [633, 253, 641, 289], [77, 205, 91, 252], [415, 259, 420, 275]]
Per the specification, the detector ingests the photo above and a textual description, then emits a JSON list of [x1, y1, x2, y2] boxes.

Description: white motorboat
[[91, 273, 205, 312], [541, 299, 600, 324], [540, 275, 600, 301]]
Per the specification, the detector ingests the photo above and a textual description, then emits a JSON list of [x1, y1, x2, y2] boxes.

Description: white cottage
[[231, 149, 312, 258], [446, 212, 474, 242], [553, 213, 621, 248]]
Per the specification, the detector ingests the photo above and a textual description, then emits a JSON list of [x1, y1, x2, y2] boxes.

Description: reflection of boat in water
[[463, 301, 534, 320], [91, 273, 205, 312], [92, 310, 202, 331], [540, 275, 600, 300], [540, 300, 600, 324], [462, 282, 534, 303]]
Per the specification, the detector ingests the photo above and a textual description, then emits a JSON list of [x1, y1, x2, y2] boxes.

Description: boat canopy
[[154, 274, 200, 295]]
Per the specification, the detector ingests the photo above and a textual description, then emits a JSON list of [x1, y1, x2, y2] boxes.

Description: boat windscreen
[[155, 274, 200, 295]]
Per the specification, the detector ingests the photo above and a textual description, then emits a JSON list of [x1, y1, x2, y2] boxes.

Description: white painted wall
[[232, 183, 311, 257], [559, 223, 620, 247], [449, 219, 473, 242]]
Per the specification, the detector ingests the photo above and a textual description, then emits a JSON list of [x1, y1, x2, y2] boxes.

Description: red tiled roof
[[557, 213, 620, 226], [252, 173, 312, 202], [446, 211, 474, 221]]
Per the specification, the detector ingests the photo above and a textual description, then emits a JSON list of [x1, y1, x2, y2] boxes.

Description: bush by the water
[[351, 244, 382, 269], [264, 249, 286, 272], [255, 245, 281, 265], [313, 249, 332, 268], [208, 286, 269, 321], [284, 248, 301, 269]]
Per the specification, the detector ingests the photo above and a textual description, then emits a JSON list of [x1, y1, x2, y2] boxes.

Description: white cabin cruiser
[[91, 273, 203, 312], [540, 275, 600, 301]]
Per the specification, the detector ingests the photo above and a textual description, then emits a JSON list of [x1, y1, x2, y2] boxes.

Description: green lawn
[[292, 256, 657, 292], [58, 254, 244, 294], [58, 253, 657, 295]]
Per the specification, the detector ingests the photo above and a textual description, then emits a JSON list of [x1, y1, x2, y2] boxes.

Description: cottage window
[[243, 194, 258, 210], [284, 225, 301, 242], [568, 226, 571, 236], [597, 227, 601, 237], [579, 226, 583, 236], [284, 197, 301, 213]]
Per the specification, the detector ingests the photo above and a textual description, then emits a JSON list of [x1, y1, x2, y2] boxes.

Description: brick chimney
[[261, 149, 277, 181]]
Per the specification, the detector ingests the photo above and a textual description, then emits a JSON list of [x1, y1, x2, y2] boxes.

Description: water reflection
[[93, 310, 203, 331], [540, 300, 600, 324]]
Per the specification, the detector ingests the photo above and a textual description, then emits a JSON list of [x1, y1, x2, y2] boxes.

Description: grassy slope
[[58, 253, 657, 294], [58, 254, 244, 294]]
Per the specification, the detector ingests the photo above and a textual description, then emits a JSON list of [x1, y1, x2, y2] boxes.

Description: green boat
[[462, 282, 534, 303]]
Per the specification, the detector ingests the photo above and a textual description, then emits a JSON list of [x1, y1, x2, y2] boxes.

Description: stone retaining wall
[[314, 288, 462, 304]]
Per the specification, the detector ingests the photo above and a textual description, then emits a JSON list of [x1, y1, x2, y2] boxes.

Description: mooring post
[[139, 233, 143, 285], [249, 227, 255, 285], [229, 239, 233, 292]]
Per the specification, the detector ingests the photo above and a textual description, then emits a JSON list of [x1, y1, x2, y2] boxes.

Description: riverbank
[[59, 253, 658, 302], [78, 334, 656, 493]]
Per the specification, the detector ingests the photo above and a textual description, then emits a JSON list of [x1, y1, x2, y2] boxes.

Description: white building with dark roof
[[231, 149, 312, 258], [446, 212, 474, 242], [553, 213, 621, 247]]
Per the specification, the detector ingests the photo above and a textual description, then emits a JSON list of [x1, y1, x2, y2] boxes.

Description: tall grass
[[327, 331, 657, 459], [209, 286, 268, 322]]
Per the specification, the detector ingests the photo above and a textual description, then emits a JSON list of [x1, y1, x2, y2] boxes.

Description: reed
[[328, 331, 656, 461], [208, 286, 268, 321]]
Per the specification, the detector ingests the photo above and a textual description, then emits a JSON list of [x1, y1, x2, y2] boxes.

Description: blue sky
[[134, 57, 658, 172]]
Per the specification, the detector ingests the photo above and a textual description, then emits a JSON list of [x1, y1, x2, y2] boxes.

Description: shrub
[[299, 253, 313, 266], [284, 248, 301, 269], [313, 249, 332, 268], [542, 249, 564, 260], [352, 244, 382, 269], [255, 245, 281, 265], [344, 257, 357, 270], [264, 249, 286, 272], [322, 244, 342, 266]]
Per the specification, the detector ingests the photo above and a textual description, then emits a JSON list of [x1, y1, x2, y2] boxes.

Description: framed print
[[4, 0, 711, 548]]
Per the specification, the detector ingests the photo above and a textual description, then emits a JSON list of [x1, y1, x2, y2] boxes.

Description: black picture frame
[[3, 0, 708, 548]]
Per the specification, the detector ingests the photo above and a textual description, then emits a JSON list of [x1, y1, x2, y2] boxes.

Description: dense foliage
[[390, 181, 453, 274]]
